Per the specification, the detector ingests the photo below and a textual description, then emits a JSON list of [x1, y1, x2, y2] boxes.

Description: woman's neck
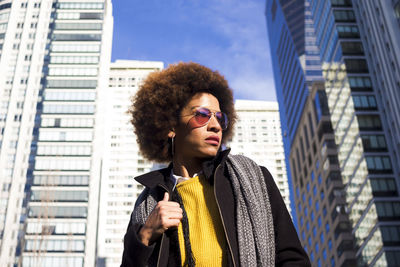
[[172, 156, 202, 178]]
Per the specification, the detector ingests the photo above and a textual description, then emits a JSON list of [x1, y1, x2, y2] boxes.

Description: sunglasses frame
[[182, 107, 229, 130]]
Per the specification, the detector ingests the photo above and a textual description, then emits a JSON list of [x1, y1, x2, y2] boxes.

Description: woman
[[121, 62, 310, 267]]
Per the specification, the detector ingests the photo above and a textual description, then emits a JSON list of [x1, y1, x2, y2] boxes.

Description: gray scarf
[[226, 154, 275, 266], [132, 154, 275, 266]]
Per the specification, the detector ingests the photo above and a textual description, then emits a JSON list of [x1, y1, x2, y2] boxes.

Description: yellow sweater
[[176, 175, 227, 266]]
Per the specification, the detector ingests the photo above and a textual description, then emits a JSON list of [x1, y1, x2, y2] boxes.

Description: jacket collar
[[135, 148, 231, 189]]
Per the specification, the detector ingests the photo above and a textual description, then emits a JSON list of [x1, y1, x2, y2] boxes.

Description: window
[[353, 95, 377, 110], [331, 0, 352, 6], [42, 104, 95, 114], [381, 225, 400, 245], [44, 91, 96, 101], [333, 10, 355, 22], [49, 55, 99, 64], [46, 79, 97, 88], [41, 117, 94, 128], [337, 25, 359, 38], [34, 158, 91, 171], [357, 115, 382, 130], [54, 2, 104, 9], [370, 178, 397, 196], [22, 256, 83, 267], [361, 135, 387, 151], [375, 202, 400, 220], [53, 22, 102, 30], [51, 33, 101, 41], [48, 67, 98, 76], [341, 42, 364, 55], [37, 145, 91, 156], [56, 12, 103, 20], [25, 239, 85, 252], [345, 59, 369, 73], [28, 206, 87, 218], [31, 190, 88, 202], [50, 43, 100, 53], [365, 156, 392, 173], [26, 222, 86, 235], [33, 175, 89, 186]]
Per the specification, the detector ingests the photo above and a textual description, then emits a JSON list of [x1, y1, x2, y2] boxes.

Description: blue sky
[[111, 0, 276, 101]]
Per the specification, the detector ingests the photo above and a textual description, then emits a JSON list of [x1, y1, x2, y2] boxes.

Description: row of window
[[26, 222, 86, 235], [31, 190, 88, 202], [37, 144, 92, 156], [33, 175, 89, 186], [348, 76, 372, 91], [48, 67, 98, 76], [25, 239, 85, 252], [0, 12, 9, 21], [53, 22, 102, 30], [370, 178, 397, 196], [43, 104, 95, 114], [361, 135, 387, 151], [38, 130, 93, 141], [341, 41, 364, 55], [49, 55, 99, 64], [41, 117, 94, 128], [55, 12, 103, 20], [333, 10, 355, 22], [46, 79, 97, 88], [44, 91, 96, 101], [22, 256, 83, 267], [54, 2, 104, 10], [28, 206, 87, 218], [35, 158, 91, 171], [357, 115, 382, 130], [375, 202, 400, 220], [51, 33, 102, 41], [337, 25, 359, 38], [365, 156, 392, 173], [353, 95, 377, 110], [50, 43, 100, 53]]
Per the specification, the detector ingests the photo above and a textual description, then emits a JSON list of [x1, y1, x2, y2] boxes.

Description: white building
[[229, 100, 291, 214], [0, 1, 113, 266], [97, 60, 163, 267]]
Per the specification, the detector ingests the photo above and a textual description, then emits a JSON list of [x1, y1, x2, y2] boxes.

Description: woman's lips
[[205, 136, 220, 145]]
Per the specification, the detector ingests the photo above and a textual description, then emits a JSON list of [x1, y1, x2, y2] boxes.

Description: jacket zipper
[[156, 184, 170, 267], [214, 164, 237, 267]]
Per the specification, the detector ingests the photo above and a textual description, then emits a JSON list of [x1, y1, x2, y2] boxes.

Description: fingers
[[163, 192, 169, 201]]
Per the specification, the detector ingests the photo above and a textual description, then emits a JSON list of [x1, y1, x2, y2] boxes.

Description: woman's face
[[172, 93, 223, 160]]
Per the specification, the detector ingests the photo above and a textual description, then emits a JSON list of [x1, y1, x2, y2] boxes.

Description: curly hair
[[129, 62, 237, 163]]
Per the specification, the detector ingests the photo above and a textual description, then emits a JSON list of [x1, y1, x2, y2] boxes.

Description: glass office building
[[0, 1, 113, 266], [266, 0, 400, 266]]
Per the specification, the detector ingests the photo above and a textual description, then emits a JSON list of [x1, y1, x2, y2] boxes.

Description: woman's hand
[[138, 192, 183, 246]]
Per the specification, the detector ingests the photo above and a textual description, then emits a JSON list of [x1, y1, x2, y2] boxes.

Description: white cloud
[[181, 0, 277, 101]]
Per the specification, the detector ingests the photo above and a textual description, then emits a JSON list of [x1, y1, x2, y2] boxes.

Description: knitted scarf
[[226, 154, 275, 266], [132, 154, 275, 266]]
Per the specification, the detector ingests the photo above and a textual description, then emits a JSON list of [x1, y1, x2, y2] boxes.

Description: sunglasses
[[183, 107, 229, 130]]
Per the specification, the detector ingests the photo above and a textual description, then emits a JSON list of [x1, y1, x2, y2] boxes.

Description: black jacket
[[121, 149, 311, 267]]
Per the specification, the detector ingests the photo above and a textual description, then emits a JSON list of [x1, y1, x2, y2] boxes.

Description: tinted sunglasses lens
[[194, 108, 211, 125], [216, 112, 228, 130]]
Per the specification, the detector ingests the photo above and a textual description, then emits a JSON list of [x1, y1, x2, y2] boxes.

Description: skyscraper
[[351, 0, 400, 180], [229, 100, 291, 213], [97, 60, 163, 267], [266, 0, 400, 266], [0, 1, 113, 266]]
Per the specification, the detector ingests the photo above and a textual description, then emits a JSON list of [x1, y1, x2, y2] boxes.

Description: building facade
[[229, 100, 291, 213], [0, 1, 113, 266], [266, 0, 400, 266], [351, 0, 400, 181], [97, 60, 163, 267]]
